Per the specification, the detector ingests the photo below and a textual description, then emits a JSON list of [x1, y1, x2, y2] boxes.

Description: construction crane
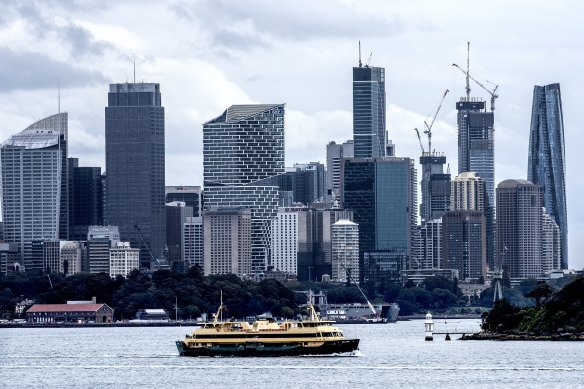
[[423, 89, 449, 154], [452, 63, 499, 112], [413, 128, 425, 154], [134, 225, 168, 270]]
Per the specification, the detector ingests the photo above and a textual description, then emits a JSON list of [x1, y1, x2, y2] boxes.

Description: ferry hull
[[176, 339, 359, 357]]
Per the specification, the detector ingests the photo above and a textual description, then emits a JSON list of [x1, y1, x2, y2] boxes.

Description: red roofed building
[[26, 302, 114, 323]]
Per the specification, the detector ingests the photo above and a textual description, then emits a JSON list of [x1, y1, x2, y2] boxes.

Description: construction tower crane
[[413, 128, 424, 154], [452, 63, 499, 112], [423, 89, 449, 154]]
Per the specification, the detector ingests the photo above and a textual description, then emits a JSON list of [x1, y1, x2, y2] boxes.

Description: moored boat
[[176, 296, 359, 357]]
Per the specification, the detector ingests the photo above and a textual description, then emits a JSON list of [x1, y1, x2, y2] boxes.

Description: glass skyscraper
[[528, 83, 568, 268], [353, 65, 386, 158], [203, 104, 285, 274], [105, 83, 165, 269], [1, 113, 68, 271]]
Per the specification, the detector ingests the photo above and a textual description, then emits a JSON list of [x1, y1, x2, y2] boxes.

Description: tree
[[525, 282, 554, 308]]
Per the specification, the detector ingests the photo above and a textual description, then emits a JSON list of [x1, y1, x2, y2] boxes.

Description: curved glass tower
[[528, 83, 568, 268], [1, 113, 68, 271]]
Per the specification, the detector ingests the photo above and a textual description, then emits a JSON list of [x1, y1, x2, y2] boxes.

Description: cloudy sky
[[0, 0, 582, 268]]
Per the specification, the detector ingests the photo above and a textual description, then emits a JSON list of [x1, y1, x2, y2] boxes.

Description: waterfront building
[[26, 301, 113, 323], [203, 207, 252, 277], [441, 210, 487, 281], [203, 104, 284, 273], [496, 179, 543, 279], [341, 157, 415, 283], [528, 83, 568, 268], [331, 220, 360, 283], [165, 186, 202, 217], [353, 63, 386, 158], [105, 83, 165, 269], [456, 99, 495, 207], [0, 113, 68, 271], [68, 158, 104, 242], [326, 140, 354, 200], [182, 216, 203, 269], [166, 201, 193, 272], [109, 241, 140, 278]]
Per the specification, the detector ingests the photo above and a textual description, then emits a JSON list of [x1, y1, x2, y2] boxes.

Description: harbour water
[[1, 319, 583, 388]]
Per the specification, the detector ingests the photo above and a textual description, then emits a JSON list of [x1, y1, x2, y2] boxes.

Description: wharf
[[0, 321, 202, 329]]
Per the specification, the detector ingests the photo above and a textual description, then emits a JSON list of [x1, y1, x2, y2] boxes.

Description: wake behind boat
[[176, 294, 359, 357]]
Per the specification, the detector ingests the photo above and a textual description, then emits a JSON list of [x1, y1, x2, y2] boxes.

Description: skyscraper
[[69, 160, 104, 242], [1, 113, 68, 271], [326, 140, 354, 199], [105, 83, 165, 269], [353, 64, 386, 158], [528, 83, 568, 268], [456, 99, 495, 204], [331, 220, 360, 283], [419, 154, 450, 223], [203, 104, 284, 273]]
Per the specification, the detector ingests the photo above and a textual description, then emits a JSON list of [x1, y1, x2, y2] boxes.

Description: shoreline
[[461, 332, 584, 341]]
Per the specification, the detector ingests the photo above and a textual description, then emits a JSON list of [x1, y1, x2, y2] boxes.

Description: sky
[[0, 0, 582, 268]]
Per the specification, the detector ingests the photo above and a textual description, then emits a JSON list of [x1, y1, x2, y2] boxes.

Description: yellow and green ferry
[[176, 299, 359, 357]]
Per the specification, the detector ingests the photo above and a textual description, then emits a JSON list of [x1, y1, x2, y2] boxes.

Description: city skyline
[[0, 1, 581, 268]]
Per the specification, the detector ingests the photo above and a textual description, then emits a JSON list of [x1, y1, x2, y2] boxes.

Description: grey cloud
[[0, 48, 108, 92]]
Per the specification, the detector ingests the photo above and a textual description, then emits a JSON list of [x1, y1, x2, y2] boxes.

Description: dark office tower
[[353, 64, 386, 158], [441, 210, 486, 281], [528, 83, 568, 268], [165, 186, 203, 217], [456, 99, 495, 205], [326, 140, 354, 199], [496, 180, 544, 279], [69, 162, 104, 242], [165, 201, 193, 272], [105, 83, 165, 269], [419, 154, 450, 223], [341, 157, 414, 283], [1, 113, 68, 271], [203, 104, 284, 273]]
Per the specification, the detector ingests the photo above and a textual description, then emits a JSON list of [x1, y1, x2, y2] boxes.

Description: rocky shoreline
[[460, 332, 584, 341]]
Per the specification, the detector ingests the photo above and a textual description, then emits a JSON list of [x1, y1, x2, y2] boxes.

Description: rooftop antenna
[[57, 79, 61, 114], [358, 41, 362, 68], [465, 42, 471, 100]]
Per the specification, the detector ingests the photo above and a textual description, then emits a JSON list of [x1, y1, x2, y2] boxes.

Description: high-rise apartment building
[[456, 99, 495, 205], [353, 64, 386, 158], [528, 83, 568, 268], [326, 140, 354, 199], [109, 242, 140, 278], [203, 207, 252, 277], [182, 216, 203, 269], [496, 179, 543, 279], [105, 83, 165, 269], [271, 208, 299, 274], [203, 104, 284, 273], [416, 219, 443, 270], [331, 220, 360, 283], [341, 157, 415, 282], [419, 154, 450, 223], [1, 113, 68, 271]]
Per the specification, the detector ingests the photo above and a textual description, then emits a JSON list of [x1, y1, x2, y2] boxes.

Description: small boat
[[176, 294, 359, 357]]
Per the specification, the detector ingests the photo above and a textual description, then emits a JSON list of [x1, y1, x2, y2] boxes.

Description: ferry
[[176, 296, 359, 357]]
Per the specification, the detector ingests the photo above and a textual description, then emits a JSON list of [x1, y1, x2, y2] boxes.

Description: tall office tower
[[203, 207, 252, 277], [297, 207, 353, 281], [441, 210, 486, 281], [203, 104, 284, 274], [341, 157, 414, 283], [182, 216, 203, 268], [331, 220, 360, 283], [528, 83, 568, 268], [416, 219, 443, 269], [326, 140, 354, 199], [165, 201, 193, 272], [456, 99, 495, 205], [69, 161, 104, 242], [1, 113, 68, 271], [109, 242, 140, 278], [541, 210, 561, 274], [259, 163, 326, 206], [105, 83, 165, 269], [271, 208, 299, 274], [419, 154, 450, 223], [353, 63, 386, 158], [451, 172, 494, 269], [165, 186, 203, 217], [42, 241, 61, 275], [60, 241, 83, 276], [87, 226, 120, 274], [496, 180, 543, 279]]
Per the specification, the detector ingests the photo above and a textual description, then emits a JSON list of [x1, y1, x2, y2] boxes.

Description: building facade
[[419, 154, 450, 223], [271, 208, 299, 274], [87, 226, 120, 274], [165, 186, 202, 217], [331, 220, 360, 283], [528, 83, 568, 268], [326, 140, 354, 200], [1, 113, 68, 271], [353, 65, 386, 158], [165, 201, 193, 272], [541, 210, 561, 274], [105, 83, 165, 269], [109, 242, 140, 278], [69, 160, 104, 242], [182, 216, 203, 268]]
